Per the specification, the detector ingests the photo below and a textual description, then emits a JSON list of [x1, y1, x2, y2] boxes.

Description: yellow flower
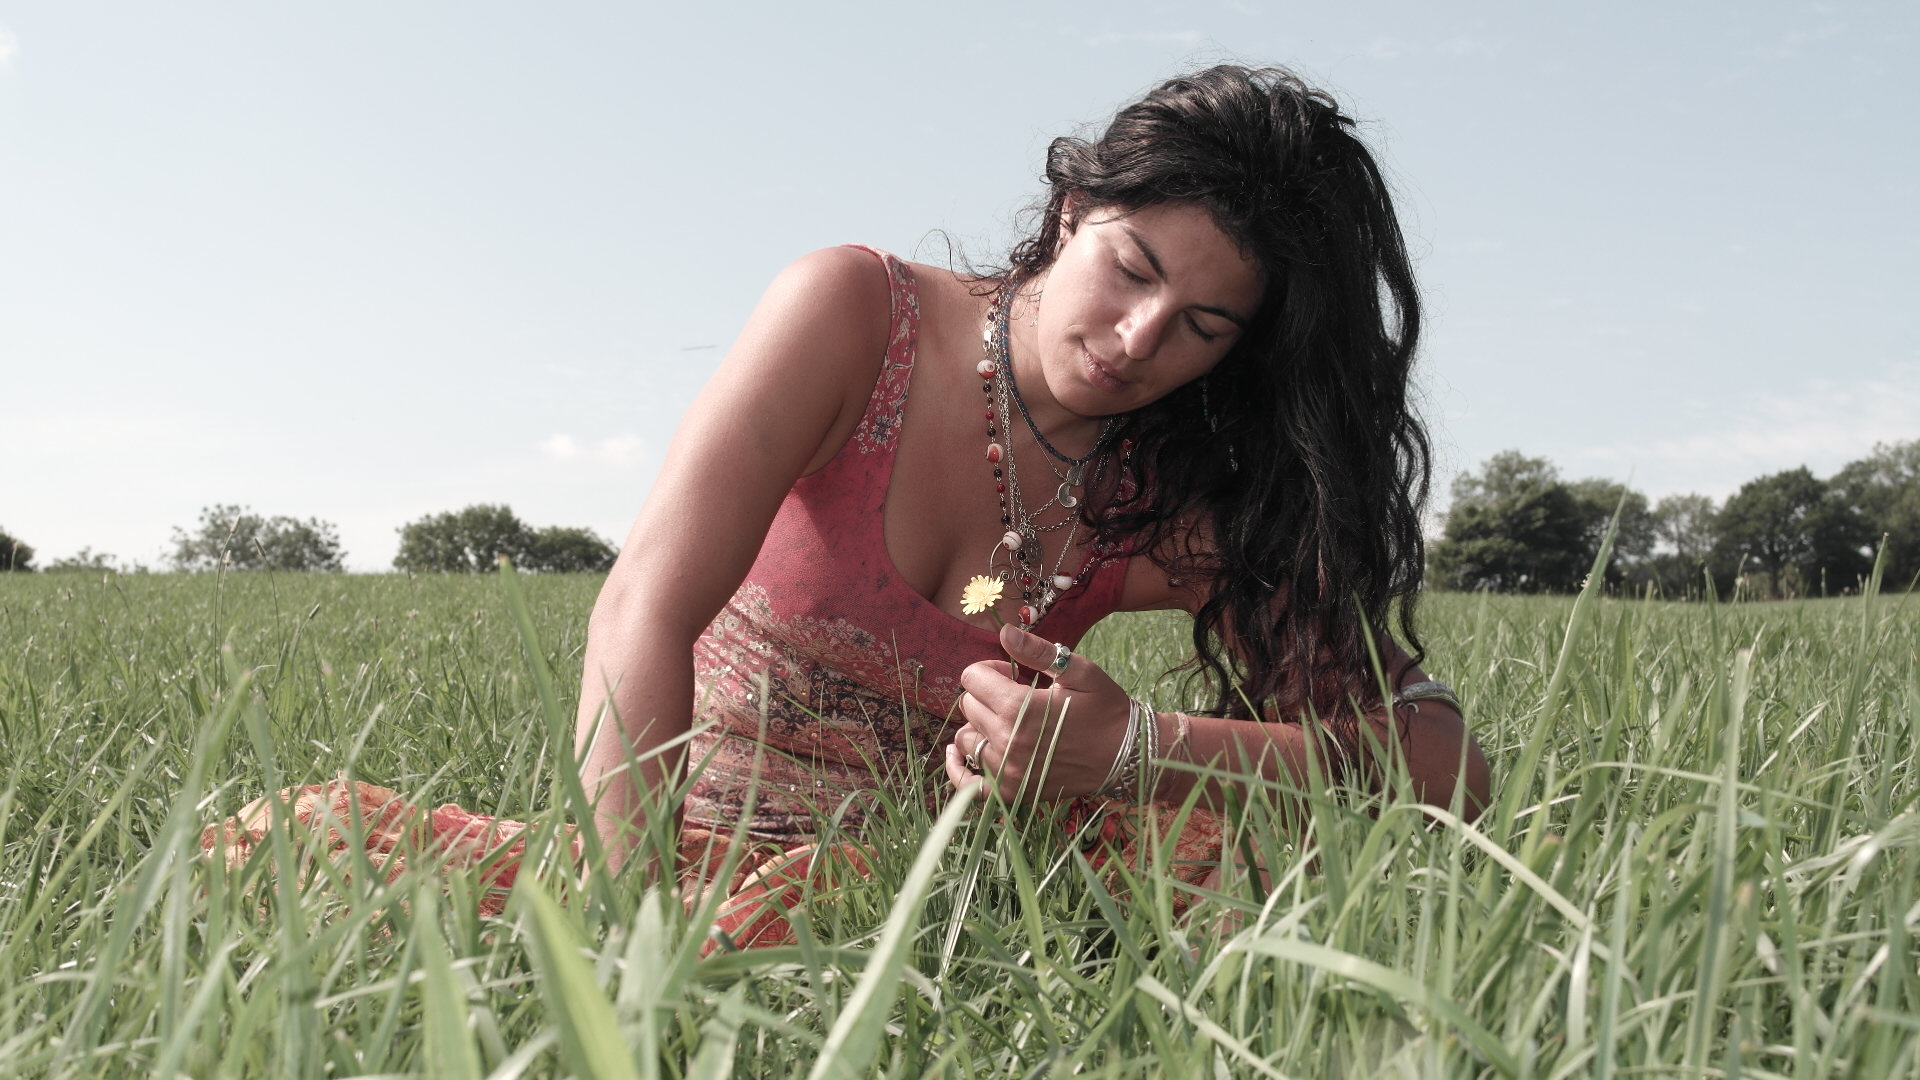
[[960, 575, 1004, 616]]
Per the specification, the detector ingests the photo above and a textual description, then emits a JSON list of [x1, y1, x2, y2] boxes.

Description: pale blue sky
[[3, 2, 1914, 571]]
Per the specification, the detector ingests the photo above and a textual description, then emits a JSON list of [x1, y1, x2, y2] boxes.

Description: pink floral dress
[[204, 247, 1224, 940]]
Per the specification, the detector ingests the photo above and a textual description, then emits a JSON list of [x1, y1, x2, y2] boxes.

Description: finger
[[951, 725, 982, 763], [998, 623, 1102, 691], [965, 675, 1066, 763], [949, 723, 993, 766], [967, 727, 993, 763], [943, 742, 978, 788], [958, 661, 1045, 740]]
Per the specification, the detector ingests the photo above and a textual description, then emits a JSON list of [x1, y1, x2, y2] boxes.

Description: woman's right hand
[[944, 624, 1137, 803]]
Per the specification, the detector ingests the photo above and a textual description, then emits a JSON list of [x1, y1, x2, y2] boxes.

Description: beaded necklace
[[976, 282, 1117, 627]]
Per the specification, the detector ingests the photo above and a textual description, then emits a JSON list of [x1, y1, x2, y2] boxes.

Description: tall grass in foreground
[[1, 567, 1916, 1077]]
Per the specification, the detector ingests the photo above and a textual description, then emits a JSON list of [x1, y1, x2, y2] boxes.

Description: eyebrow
[[1121, 224, 1251, 330]]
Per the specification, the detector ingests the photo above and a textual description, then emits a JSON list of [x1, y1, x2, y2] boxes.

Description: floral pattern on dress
[[847, 248, 919, 454], [687, 582, 962, 845]]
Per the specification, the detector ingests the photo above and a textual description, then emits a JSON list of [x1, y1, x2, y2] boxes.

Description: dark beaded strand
[[979, 282, 1115, 627]]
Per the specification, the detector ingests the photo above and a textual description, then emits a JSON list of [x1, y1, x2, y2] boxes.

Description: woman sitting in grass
[[211, 65, 1490, 932], [572, 64, 1491, 933]]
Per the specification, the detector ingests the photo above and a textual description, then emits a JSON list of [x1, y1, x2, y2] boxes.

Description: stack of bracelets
[[1095, 697, 1191, 803]]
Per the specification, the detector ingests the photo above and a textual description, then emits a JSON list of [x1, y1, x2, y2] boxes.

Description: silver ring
[[1047, 642, 1072, 676], [962, 731, 984, 773]]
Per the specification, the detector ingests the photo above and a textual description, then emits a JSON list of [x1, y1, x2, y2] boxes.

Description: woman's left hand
[[944, 624, 1133, 802]]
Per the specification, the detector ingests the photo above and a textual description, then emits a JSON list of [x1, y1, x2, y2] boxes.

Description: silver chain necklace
[[978, 282, 1112, 625]]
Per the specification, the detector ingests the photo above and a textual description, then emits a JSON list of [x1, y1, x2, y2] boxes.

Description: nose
[[1116, 299, 1174, 361]]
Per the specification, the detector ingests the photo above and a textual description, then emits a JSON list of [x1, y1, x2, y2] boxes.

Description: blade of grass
[[806, 785, 976, 1080], [418, 884, 486, 1080], [516, 876, 643, 1080], [1243, 935, 1518, 1078]]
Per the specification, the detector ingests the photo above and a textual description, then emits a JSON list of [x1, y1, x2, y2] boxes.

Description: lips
[[1082, 348, 1128, 392]]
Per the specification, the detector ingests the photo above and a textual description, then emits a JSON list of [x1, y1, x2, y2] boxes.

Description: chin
[[1054, 378, 1132, 419]]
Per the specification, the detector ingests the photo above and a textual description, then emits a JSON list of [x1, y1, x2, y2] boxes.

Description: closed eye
[[1114, 259, 1148, 284], [1186, 317, 1220, 344]]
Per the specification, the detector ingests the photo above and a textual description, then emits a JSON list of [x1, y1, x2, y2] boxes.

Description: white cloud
[[541, 432, 647, 465], [1566, 361, 1920, 497], [0, 25, 18, 68], [541, 434, 582, 460], [597, 434, 645, 463]]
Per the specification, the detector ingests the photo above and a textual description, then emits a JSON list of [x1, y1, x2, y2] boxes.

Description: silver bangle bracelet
[[1097, 700, 1138, 798], [1393, 680, 1462, 718], [1135, 697, 1161, 804], [1103, 696, 1160, 803]]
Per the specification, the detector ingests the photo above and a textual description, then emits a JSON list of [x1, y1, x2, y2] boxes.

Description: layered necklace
[[976, 280, 1118, 628]]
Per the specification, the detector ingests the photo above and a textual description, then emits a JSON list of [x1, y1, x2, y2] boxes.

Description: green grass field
[[2, 568, 1916, 1078]]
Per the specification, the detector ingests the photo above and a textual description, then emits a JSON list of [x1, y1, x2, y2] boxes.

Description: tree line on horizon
[[5, 439, 1913, 596], [1430, 439, 1919, 598], [0, 504, 618, 575]]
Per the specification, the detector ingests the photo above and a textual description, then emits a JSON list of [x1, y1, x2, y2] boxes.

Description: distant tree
[[45, 548, 120, 573], [170, 505, 346, 572], [1566, 477, 1655, 584], [393, 505, 619, 573], [1712, 468, 1872, 598], [1431, 451, 1589, 592], [1653, 493, 1719, 565], [1830, 439, 1920, 590], [1634, 493, 1719, 595], [394, 504, 535, 573], [0, 526, 34, 572], [526, 525, 618, 573]]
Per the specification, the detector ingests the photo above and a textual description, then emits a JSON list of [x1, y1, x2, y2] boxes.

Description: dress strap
[[839, 245, 920, 454]]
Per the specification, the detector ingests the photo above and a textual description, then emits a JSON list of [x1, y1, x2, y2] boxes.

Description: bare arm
[[951, 623, 1490, 822], [576, 247, 891, 870], [1150, 637, 1492, 821], [1136, 535, 1491, 818]]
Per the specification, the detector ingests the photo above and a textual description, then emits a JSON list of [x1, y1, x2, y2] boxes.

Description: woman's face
[[1022, 200, 1265, 421]]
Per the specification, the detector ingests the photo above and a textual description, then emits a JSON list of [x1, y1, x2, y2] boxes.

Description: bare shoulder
[[751, 245, 894, 362], [1114, 514, 1219, 614], [709, 246, 902, 472]]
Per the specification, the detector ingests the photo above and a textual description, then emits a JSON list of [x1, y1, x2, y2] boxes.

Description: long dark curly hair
[[1002, 65, 1432, 753]]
